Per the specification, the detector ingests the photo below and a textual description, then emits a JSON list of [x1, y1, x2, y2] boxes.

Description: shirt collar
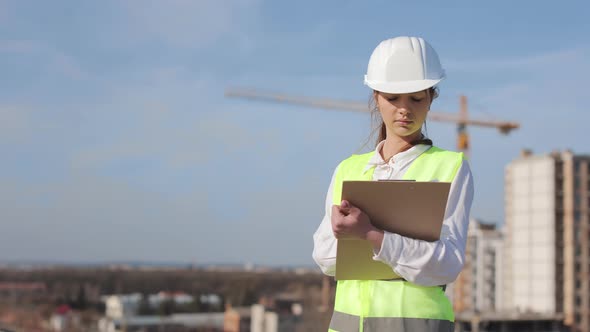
[[363, 141, 431, 173]]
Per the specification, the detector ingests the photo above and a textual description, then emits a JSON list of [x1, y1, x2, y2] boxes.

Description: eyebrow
[[383, 92, 426, 98]]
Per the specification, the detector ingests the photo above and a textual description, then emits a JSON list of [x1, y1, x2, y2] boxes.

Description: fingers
[[331, 201, 362, 239], [332, 203, 350, 217], [337, 200, 351, 215], [331, 205, 342, 219], [331, 205, 346, 227], [331, 205, 347, 239]]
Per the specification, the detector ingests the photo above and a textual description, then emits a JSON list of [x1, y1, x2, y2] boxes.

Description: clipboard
[[335, 180, 451, 280]]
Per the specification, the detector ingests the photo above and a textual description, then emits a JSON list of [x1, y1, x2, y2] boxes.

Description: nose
[[394, 98, 413, 114], [396, 102, 412, 116]]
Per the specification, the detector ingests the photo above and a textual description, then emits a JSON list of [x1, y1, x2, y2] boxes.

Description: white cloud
[[478, 55, 585, 114], [441, 46, 589, 121], [0, 39, 87, 80], [446, 46, 588, 73], [69, 104, 277, 172], [63, 63, 287, 173], [118, 0, 261, 49]]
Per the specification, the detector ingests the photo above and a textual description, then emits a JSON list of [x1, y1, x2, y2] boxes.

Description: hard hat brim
[[364, 77, 444, 94]]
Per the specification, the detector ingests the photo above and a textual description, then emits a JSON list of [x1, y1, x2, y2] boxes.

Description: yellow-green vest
[[329, 146, 463, 332]]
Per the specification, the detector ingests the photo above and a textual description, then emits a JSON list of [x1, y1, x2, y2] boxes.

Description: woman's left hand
[[331, 200, 384, 250]]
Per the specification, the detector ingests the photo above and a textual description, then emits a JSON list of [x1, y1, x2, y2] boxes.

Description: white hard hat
[[364, 36, 445, 94]]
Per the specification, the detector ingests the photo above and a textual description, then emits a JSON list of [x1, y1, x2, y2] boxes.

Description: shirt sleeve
[[373, 160, 474, 286], [311, 165, 339, 276]]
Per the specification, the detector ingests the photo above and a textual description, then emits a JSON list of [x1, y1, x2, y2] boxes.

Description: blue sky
[[1, 1, 589, 266]]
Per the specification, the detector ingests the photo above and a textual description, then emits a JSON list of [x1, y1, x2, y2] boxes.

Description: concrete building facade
[[503, 150, 590, 332], [453, 220, 503, 314]]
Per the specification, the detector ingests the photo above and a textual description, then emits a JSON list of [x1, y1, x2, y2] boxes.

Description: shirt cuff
[[372, 231, 404, 265]]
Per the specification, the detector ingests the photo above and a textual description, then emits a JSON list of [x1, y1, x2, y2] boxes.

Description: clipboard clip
[[377, 179, 416, 182]]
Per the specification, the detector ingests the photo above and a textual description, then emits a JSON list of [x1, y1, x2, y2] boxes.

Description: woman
[[312, 36, 474, 332]]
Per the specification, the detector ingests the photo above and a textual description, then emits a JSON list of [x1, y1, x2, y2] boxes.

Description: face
[[375, 90, 431, 140]]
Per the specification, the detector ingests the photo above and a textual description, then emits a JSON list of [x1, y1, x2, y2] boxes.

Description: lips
[[395, 120, 413, 125]]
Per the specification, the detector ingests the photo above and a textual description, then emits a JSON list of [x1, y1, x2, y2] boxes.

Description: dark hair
[[368, 87, 438, 147]]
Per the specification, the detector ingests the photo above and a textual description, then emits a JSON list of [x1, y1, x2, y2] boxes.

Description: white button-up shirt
[[312, 141, 474, 286]]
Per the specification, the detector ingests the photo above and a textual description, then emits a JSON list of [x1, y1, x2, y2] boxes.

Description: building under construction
[[453, 219, 504, 315], [455, 150, 590, 332]]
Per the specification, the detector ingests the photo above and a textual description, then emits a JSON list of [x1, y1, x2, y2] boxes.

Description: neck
[[380, 132, 422, 162]]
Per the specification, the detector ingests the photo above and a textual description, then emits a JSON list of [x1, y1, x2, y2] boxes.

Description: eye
[[411, 97, 424, 102], [387, 96, 398, 102]]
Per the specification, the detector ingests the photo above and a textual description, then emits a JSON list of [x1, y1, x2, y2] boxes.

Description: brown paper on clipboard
[[335, 180, 451, 281]]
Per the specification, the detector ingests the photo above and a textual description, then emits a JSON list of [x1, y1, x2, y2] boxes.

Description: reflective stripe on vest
[[329, 146, 463, 332], [330, 311, 454, 332]]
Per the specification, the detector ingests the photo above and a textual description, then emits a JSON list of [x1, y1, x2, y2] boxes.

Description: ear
[[427, 89, 436, 106], [372, 90, 380, 111]]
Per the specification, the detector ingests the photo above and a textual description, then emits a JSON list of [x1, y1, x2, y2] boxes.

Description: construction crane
[[224, 87, 520, 158], [225, 87, 520, 312]]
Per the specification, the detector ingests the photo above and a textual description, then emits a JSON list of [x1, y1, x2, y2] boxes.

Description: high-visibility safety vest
[[329, 146, 464, 332]]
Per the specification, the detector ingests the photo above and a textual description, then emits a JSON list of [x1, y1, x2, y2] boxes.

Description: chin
[[394, 130, 419, 138]]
